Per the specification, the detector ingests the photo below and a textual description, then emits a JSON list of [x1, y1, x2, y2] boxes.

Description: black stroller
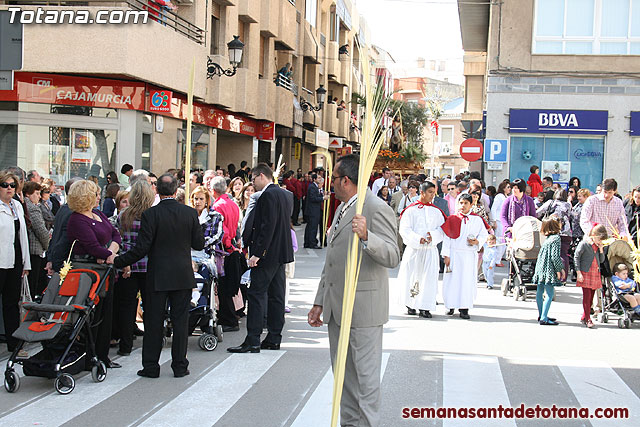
[[162, 259, 223, 351], [597, 239, 637, 328], [4, 266, 113, 394]]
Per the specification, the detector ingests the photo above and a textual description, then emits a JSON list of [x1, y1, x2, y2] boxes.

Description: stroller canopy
[[510, 216, 545, 258]]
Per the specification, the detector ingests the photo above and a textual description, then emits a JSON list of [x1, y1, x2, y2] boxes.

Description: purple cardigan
[[67, 210, 121, 259], [500, 194, 536, 238]]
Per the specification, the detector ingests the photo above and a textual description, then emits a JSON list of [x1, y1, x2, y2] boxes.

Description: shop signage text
[[0, 72, 276, 141], [0, 72, 146, 109], [509, 109, 608, 135], [573, 149, 602, 160]]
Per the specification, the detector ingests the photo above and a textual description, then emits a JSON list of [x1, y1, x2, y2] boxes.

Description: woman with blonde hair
[[190, 186, 224, 257], [113, 180, 155, 356], [67, 179, 122, 368]]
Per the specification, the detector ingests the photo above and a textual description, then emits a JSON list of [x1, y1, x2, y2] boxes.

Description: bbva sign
[[538, 113, 578, 127]]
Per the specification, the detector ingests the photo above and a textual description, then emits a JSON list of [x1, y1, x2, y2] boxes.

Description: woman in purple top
[[66, 179, 122, 368], [500, 178, 537, 239]]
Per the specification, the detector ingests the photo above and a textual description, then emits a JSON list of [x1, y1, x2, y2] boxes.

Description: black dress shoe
[[117, 350, 131, 356], [227, 343, 260, 353], [134, 326, 144, 337], [106, 361, 122, 368], [174, 369, 190, 378], [293, 222, 301, 226], [537, 316, 557, 322], [419, 310, 432, 318], [137, 369, 160, 378], [407, 307, 417, 315], [260, 341, 280, 350], [446, 309, 455, 316], [459, 309, 470, 320], [222, 325, 240, 332], [308, 245, 321, 250]]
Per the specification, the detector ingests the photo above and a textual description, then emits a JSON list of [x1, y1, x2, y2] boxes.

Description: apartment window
[[533, 0, 640, 54], [210, 16, 219, 55], [330, 6, 338, 41], [438, 125, 454, 155], [259, 36, 267, 78], [305, 0, 317, 27]]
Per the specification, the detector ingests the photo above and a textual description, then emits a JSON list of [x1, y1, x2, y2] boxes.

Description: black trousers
[[28, 255, 45, 298], [0, 264, 22, 351], [91, 275, 115, 364], [292, 197, 301, 224], [141, 285, 190, 374], [304, 213, 321, 247], [245, 262, 285, 346], [112, 272, 144, 353]]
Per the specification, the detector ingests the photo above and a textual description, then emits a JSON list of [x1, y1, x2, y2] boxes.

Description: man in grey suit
[[308, 154, 400, 427]]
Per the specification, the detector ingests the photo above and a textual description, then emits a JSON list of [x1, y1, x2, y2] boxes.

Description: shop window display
[[510, 135, 604, 191], [0, 123, 117, 186]]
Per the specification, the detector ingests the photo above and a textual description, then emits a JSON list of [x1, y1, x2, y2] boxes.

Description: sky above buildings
[[355, 0, 464, 80]]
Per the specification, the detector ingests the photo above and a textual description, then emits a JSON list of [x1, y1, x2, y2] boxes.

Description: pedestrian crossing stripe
[[138, 352, 283, 427], [0, 351, 638, 426], [0, 348, 171, 426]]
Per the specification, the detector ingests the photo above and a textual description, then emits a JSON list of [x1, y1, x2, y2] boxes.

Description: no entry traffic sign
[[460, 138, 483, 162]]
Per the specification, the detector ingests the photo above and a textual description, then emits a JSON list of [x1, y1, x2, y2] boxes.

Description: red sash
[[442, 212, 491, 239], [399, 201, 447, 221]]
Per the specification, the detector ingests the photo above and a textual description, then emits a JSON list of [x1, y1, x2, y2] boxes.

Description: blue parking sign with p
[[484, 139, 507, 162]]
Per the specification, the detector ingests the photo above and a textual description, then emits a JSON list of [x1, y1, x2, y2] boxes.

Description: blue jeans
[[482, 261, 495, 287], [536, 283, 555, 321]]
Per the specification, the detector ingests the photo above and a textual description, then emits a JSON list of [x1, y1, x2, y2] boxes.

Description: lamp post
[[207, 36, 245, 78], [300, 85, 327, 112]]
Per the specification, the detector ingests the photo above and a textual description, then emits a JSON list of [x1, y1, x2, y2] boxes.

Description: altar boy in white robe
[[397, 181, 447, 318], [441, 193, 490, 319]]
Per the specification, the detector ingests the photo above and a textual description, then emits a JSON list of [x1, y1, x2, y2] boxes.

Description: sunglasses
[[0, 182, 17, 189]]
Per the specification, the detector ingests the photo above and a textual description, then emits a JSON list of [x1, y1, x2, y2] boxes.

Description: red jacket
[[212, 193, 240, 252], [284, 178, 303, 199], [527, 173, 544, 198]]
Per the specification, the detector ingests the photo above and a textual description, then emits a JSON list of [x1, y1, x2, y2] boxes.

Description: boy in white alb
[[397, 181, 446, 318], [441, 193, 490, 319]]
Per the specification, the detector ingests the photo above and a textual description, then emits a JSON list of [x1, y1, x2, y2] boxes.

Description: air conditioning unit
[[175, 0, 193, 4]]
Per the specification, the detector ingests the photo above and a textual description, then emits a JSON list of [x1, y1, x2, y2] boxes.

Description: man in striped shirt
[[580, 178, 629, 238]]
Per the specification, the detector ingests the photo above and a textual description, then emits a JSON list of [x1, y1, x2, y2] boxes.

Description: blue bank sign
[[630, 111, 640, 135], [509, 109, 608, 135]]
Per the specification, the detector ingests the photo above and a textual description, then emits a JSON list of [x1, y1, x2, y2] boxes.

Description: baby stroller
[[162, 259, 223, 351], [597, 239, 636, 328], [4, 266, 113, 394], [501, 216, 546, 301]]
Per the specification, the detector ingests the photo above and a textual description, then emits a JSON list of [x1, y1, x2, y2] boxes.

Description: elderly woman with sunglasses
[[0, 171, 31, 354]]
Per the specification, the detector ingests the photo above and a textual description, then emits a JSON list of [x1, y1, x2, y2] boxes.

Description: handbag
[[20, 274, 33, 317]]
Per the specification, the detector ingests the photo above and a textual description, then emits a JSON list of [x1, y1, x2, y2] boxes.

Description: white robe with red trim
[[397, 204, 445, 311], [442, 214, 489, 309]]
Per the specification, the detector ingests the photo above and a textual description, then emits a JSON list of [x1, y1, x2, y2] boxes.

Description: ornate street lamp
[[300, 85, 327, 111], [207, 36, 245, 78]]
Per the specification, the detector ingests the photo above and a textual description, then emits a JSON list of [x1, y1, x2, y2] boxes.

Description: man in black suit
[[303, 173, 326, 249], [228, 164, 294, 353], [111, 174, 204, 378]]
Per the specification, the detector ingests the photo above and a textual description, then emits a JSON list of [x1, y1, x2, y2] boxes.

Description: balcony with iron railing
[[13, 0, 208, 96]]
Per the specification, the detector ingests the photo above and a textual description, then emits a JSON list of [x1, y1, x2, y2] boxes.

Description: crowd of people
[[365, 165, 640, 328], [2, 156, 640, 426]]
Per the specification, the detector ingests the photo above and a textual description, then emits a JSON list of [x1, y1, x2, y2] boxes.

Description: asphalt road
[[1, 225, 639, 427]]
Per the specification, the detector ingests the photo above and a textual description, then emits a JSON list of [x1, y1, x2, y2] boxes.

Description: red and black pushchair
[[4, 265, 114, 394]]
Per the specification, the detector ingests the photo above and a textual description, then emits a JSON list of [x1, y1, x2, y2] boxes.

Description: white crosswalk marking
[[291, 352, 390, 427], [558, 359, 640, 427], [443, 354, 516, 426], [0, 348, 171, 427], [138, 351, 284, 427]]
